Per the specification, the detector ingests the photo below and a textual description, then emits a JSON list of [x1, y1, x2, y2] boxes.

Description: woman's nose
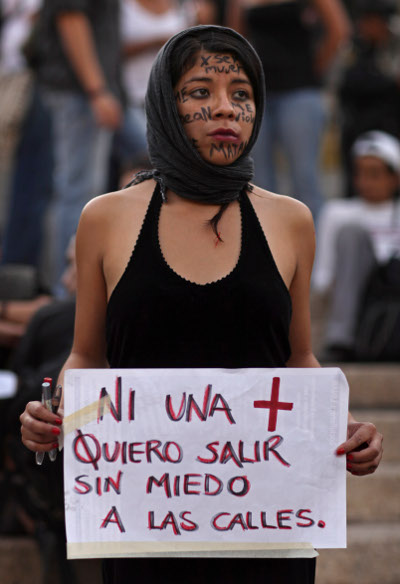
[[212, 93, 235, 118]]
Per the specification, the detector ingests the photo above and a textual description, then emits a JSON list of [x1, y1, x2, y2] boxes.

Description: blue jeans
[[253, 88, 326, 220], [114, 104, 148, 167], [42, 90, 112, 293], [1, 87, 53, 267]]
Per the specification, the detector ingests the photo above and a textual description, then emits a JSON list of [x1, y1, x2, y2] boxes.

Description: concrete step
[[316, 523, 400, 584], [0, 537, 40, 584], [0, 536, 102, 584], [351, 409, 400, 462], [340, 364, 400, 408], [347, 462, 400, 522]]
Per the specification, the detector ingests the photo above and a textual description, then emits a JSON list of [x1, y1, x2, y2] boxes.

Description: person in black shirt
[[227, 0, 351, 220], [32, 0, 123, 292]]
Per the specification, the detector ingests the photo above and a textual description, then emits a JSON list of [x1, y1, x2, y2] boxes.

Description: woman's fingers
[[336, 421, 383, 476], [20, 401, 63, 452], [347, 448, 383, 476], [22, 436, 60, 452]]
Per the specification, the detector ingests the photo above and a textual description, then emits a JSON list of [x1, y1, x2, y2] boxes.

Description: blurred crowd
[[0, 0, 400, 580]]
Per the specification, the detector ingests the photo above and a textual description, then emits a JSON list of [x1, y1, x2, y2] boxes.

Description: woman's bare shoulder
[[249, 184, 314, 230], [80, 180, 155, 225]]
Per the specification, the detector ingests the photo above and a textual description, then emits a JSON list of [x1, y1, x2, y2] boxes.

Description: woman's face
[[174, 51, 256, 166]]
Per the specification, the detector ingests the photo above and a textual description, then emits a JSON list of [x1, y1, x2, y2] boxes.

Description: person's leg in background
[[43, 91, 112, 295], [1, 87, 53, 267], [252, 97, 278, 193], [111, 104, 148, 189], [276, 88, 326, 221], [324, 223, 377, 358]]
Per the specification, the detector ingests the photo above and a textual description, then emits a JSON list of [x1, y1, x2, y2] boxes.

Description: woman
[[20, 25, 382, 584], [226, 0, 351, 219]]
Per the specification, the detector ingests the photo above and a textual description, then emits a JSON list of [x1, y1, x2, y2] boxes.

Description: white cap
[[352, 131, 400, 174]]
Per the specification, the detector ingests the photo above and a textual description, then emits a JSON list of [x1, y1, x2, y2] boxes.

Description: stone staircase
[[0, 364, 399, 583], [316, 364, 400, 584]]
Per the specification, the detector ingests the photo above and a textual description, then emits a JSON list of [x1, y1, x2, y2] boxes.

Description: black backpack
[[355, 257, 400, 361]]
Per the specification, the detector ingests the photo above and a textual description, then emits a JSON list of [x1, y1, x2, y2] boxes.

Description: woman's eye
[[190, 88, 209, 98], [233, 90, 250, 101]]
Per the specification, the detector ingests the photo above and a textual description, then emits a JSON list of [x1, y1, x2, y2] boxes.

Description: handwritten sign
[[64, 368, 348, 559]]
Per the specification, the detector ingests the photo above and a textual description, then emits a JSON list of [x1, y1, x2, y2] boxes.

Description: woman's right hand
[[20, 401, 63, 453]]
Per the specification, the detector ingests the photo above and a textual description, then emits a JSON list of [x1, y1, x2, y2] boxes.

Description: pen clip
[[52, 384, 62, 414]]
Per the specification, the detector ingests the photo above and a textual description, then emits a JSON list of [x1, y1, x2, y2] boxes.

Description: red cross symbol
[[253, 377, 294, 432]]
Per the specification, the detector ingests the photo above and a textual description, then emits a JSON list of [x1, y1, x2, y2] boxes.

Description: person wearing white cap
[[313, 130, 400, 361]]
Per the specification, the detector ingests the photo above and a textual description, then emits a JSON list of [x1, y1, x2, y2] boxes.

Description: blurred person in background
[[313, 131, 400, 361], [9, 235, 77, 404], [0, 235, 78, 583], [0, 293, 51, 363], [207, 0, 228, 25], [337, 0, 400, 196], [115, 0, 216, 187], [227, 0, 351, 220], [30, 0, 123, 294], [0, 232, 78, 366], [0, 0, 53, 271]]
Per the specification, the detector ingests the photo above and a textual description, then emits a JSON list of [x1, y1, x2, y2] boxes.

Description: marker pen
[[35, 379, 52, 466], [49, 384, 62, 461]]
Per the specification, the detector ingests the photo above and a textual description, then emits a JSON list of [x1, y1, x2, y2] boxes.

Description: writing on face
[[200, 53, 244, 75], [209, 140, 249, 161], [174, 51, 256, 166]]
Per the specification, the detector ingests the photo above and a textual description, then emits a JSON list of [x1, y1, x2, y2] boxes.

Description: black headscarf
[[129, 25, 265, 205]]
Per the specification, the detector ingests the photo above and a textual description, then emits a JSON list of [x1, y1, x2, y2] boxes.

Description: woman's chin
[[203, 154, 239, 166]]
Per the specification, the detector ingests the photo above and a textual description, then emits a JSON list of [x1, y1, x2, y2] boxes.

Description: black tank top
[[106, 184, 292, 368], [103, 187, 315, 583]]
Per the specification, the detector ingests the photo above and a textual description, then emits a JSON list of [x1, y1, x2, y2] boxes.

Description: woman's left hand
[[336, 420, 383, 476]]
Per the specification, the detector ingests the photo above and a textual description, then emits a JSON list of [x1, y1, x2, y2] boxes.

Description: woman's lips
[[209, 128, 240, 143]]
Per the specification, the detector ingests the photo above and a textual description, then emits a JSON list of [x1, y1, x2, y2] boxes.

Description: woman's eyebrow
[[183, 76, 212, 84]]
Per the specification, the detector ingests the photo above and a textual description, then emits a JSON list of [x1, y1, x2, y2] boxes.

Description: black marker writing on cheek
[[175, 86, 189, 104], [230, 102, 255, 124], [179, 107, 212, 125], [231, 102, 245, 112]]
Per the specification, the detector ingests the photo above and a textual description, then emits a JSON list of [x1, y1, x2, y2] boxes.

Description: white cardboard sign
[[64, 368, 348, 558]]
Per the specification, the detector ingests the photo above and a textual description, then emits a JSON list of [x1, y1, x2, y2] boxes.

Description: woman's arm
[[225, 0, 247, 36], [312, 0, 352, 76], [122, 0, 215, 59], [286, 202, 383, 475], [57, 11, 122, 129], [20, 198, 109, 453], [0, 296, 52, 348], [286, 203, 319, 368], [122, 36, 171, 59]]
